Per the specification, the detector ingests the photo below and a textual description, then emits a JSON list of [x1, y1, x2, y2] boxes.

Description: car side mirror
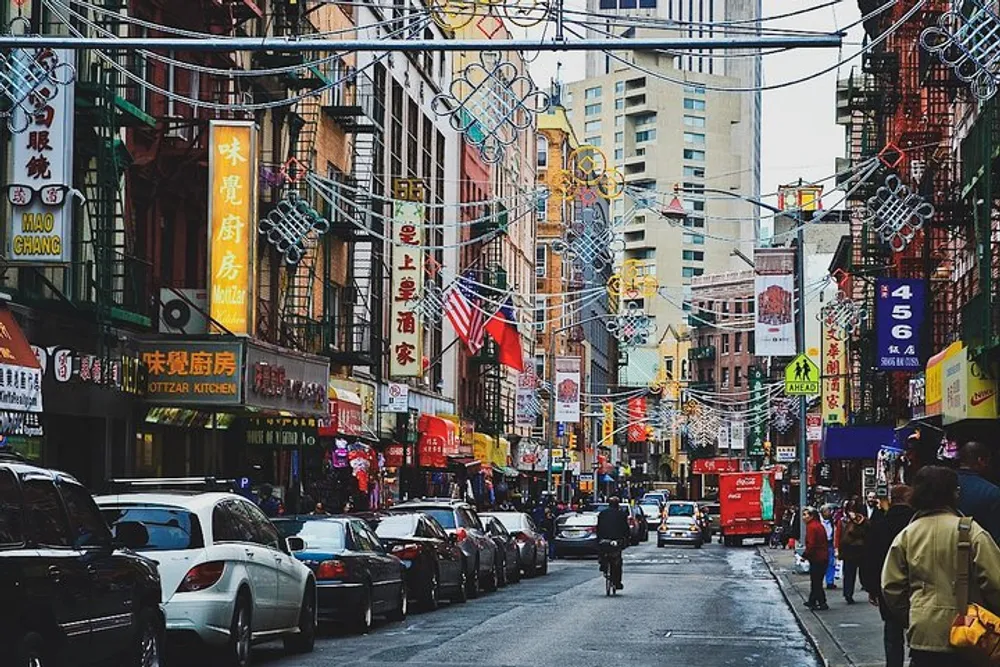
[[114, 521, 149, 550], [286, 536, 305, 552]]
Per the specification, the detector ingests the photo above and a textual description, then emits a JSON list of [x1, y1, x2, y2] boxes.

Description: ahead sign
[[785, 353, 820, 395]]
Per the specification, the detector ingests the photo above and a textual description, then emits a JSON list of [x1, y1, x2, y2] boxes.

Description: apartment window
[[535, 193, 546, 222], [683, 217, 705, 228], [614, 131, 624, 144], [615, 81, 625, 94], [735, 367, 743, 387], [684, 83, 706, 94], [536, 135, 548, 167], [615, 98, 624, 110], [721, 334, 730, 354], [585, 136, 602, 147], [534, 297, 547, 331], [683, 232, 705, 245], [721, 368, 730, 388], [635, 113, 656, 126], [682, 250, 704, 261], [536, 246, 547, 277], [683, 98, 706, 111], [564, 91, 573, 106], [614, 148, 624, 160], [635, 129, 656, 143], [722, 301, 729, 314], [682, 181, 705, 194], [684, 115, 706, 128], [681, 267, 703, 278], [585, 86, 602, 100], [684, 149, 705, 161], [734, 332, 743, 352], [707, 368, 715, 383], [684, 132, 706, 145], [585, 103, 602, 116], [684, 199, 705, 212], [615, 115, 624, 128], [683, 165, 706, 178], [748, 336, 755, 354], [584, 120, 602, 134], [735, 301, 743, 314]]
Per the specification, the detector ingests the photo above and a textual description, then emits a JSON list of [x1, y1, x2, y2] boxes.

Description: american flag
[[444, 276, 485, 355]]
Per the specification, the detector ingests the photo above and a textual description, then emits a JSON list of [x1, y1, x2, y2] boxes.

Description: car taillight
[[454, 528, 468, 542], [585, 526, 597, 534], [316, 559, 348, 580], [176, 561, 225, 593], [391, 543, 422, 560]]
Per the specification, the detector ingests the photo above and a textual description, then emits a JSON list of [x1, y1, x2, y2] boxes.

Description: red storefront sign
[[691, 457, 742, 474], [417, 415, 458, 469], [317, 390, 363, 437], [627, 397, 647, 442], [384, 444, 404, 468]]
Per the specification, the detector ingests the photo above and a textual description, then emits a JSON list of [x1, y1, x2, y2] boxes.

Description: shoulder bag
[[949, 516, 1000, 662]]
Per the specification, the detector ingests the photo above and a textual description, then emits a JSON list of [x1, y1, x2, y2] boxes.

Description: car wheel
[[539, 554, 548, 575], [223, 592, 253, 667], [453, 565, 469, 603], [423, 569, 440, 611], [17, 632, 46, 667], [387, 584, 408, 622], [355, 585, 374, 633], [283, 583, 316, 654], [467, 559, 481, 598]]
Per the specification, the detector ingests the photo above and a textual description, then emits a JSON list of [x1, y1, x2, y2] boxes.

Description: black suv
[[0, 453, 164, 667]]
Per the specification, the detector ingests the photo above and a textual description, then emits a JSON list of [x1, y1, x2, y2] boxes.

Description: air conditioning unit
[[159, 288, 209, 334]]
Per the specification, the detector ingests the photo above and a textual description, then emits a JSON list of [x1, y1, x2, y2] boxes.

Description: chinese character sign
[[821, 325, 848, 424], [140, 340, 243, 405], [208, 121, 257, 335], [390, 200, 425, 377], [553, 356, 581, 423], [601, 401, 614, 444], [747, 367, 765, 456], [876, 278, 926, 370], [627, 397, 647, 442], [7, 49, 75, 264]]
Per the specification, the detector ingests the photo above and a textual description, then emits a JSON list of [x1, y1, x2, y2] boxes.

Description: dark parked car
[[587, 502, 648, 545], [369, 512, 467, 609], [482, 515, 520, 586], [481, 511, 548, 576], [274, 516, 407, 632], [553, 512, 601, 557], [0, 454, 165, 667], [394, 499, 498, 597]]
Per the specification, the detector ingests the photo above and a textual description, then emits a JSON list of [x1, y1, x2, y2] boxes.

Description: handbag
[[949, 516, 1000, 662]]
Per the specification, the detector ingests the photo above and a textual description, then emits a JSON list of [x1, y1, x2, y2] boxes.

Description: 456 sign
[[876, 278, 926, 370]]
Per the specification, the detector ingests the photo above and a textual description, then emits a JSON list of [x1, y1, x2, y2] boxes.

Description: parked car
[[97, 487, 316, 666], [587, 502, 647, 545], [368, 511, 467, 609], [273, 516, 407, 632], [656, 501, 703, 548], [638, 500, 664, 532], [1, 455, 165, 667], [480, 511, 548, 576], [553, 512, 601, 557], [482, 515, 521, 586], [394, 499, 498, 597]]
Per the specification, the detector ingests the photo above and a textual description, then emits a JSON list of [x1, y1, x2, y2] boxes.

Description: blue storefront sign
[[876, 278, 926, 370]]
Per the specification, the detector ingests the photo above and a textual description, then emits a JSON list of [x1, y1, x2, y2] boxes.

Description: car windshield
[[100, 506, 204, 551], [640, 503, 660, 513], [416, 508, 456, 529], [274, 519, 346, 551], [667, 504, 696, 517], [374, 514, 416, 538]]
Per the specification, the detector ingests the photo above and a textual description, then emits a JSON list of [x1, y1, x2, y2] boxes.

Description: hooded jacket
[[881, 509, 1000, 653]]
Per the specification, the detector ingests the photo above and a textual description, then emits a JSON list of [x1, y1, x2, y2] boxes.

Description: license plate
[[671, 532, 683, 537], [564, 530, 585, 538]]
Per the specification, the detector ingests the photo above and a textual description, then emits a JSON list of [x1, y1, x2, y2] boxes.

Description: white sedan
[[96, 491, 316, 667]]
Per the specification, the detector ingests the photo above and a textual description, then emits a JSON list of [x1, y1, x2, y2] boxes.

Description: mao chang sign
[[141, 340, 243, 406]]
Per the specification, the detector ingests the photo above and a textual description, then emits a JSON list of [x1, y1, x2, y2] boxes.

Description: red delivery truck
[[718, 471, 775, 547]]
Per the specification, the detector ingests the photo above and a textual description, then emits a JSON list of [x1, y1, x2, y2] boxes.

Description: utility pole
[[794, 211, 809, 543]]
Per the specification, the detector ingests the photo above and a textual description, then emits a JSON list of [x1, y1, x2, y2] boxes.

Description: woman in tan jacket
[[881, 466, 1000, 667]]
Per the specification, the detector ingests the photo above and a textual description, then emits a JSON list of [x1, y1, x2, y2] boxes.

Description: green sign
[[784, 353, 820, 395], [748, 367, 766, 457], [140, 340, 243, 406]]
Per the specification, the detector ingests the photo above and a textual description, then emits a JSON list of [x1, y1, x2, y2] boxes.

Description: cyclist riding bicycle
[[597, 496, 630, 590]]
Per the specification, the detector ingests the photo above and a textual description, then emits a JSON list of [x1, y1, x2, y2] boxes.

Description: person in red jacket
[[804, 506, 830, 611]]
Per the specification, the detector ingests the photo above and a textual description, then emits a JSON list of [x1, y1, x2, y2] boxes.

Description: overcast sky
[[526, 0, 864, 210]]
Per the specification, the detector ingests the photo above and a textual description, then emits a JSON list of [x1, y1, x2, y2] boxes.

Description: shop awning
[[824, 426, 894, 460], [318, 387, 363, 437], [492, 464, 520, 478], [417, 414, 459, 468], [0, 308, 42, 413]]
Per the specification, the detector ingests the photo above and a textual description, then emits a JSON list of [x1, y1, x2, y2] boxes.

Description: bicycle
[[599, 539, 622, 596]]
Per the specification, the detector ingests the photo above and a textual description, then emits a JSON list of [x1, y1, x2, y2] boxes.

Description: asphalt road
[[248, 540, 821, 667]]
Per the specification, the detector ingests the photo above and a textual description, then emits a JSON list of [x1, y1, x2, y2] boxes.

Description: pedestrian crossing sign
[[784, 353, 820, 395]]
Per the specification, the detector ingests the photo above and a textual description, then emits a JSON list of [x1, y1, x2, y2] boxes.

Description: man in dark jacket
[[597, 497, 630, 590], [864, 484, 914, 667], [803, 506, 829, 611], [957, 441, 1000, 544]]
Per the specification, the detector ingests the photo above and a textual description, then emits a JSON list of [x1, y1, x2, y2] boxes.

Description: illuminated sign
[[141, 340, 243, 405], [389, 199, 425, 377]]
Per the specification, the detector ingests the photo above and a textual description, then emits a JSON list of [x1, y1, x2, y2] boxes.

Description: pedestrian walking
[[956, 441, 1000, 544], [882, 466, 1000, 667], [863, 484, 914, 667], [820, 505, 837, 590], [836, 497, 869, 604], [803, 506, 830, 611], [866, 490, 885, 521]]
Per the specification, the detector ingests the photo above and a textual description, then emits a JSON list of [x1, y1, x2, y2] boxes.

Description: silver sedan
[[481, 511, 549, 576]]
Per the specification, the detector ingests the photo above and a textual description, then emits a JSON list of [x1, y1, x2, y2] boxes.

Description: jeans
[[808, 560, 828, 607], [910, 649, 973, 667], [843, 560, 859, 600], [884, 614, 905, 667], [825, 546, 836, 585]]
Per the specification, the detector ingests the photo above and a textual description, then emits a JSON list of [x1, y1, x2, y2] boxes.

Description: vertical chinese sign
[[747, 366, 766, 456], [7, 49, 75, 264], [627, 396, 647, 442], [875, 278, 926, 370], [390, 199, 424, 377], [821, 325, 847, 424], [208, 121, 257, 335], [601, 401, 614, 445]]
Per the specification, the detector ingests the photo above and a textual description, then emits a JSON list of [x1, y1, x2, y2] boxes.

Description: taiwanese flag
[[484, 296, 525, 372]]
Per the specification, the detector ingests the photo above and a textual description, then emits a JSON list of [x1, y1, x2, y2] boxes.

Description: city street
[[249, 542, 820, 667]]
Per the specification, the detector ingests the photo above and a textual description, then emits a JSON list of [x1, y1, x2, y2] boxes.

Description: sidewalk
[[759, 547, 887, 667]]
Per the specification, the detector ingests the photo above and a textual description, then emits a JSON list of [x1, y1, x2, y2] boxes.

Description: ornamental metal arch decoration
[[920, 0, 1000, 102], [862, 173, 935, 253]]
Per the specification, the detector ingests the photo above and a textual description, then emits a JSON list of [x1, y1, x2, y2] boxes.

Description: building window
[[722, 334, 730, 353], [684, 149, 705, 161], [585, 86, 602, 100], [536, 135, 548, 168], [535, 297, 547, 331], [615, 80, 625, 94], [735, 301, 743, 314], [721, 367, 730, 388], [615, 115, 624, 128], [535, 192, 546, 222], [585, 103, 602, 116], [684, 83, 706, 94], [684, 115, 706, 128], [683, 98, 706, 111], [735, 367, 743, 387], [615, 98, 624, 110], [748, 336, 755, 354], [683, 165, 705, 178], [584, 120, 601, 134], [681, 267, 703, 278], [615, 131, 624, 144], [682, 250, 704, 261], [683, 217, 705, 228], [683, 232, 705, 245], [722, 301, 729, 314], [585, 136, 602, 147], [536, 245, 547, 277], [683, 132, 706, 145], [564, 90, 572, 106], [707, 368, 714, 383], [636, 129, 656, 143], [614, 148, 624, 160], [635, 112, 656, 126], [734, 332, 743, 352]]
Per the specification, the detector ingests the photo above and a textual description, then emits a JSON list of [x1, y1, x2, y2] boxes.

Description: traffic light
[[568, 431, 577, 449]]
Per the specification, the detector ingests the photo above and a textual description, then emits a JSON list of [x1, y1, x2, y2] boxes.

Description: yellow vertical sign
[[601, 401, 614, 444], [821, 324, 847, 424], [208, 121, 257, 335]]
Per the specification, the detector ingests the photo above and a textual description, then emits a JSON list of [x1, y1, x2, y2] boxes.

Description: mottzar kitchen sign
[[140, 340, 243, 406]]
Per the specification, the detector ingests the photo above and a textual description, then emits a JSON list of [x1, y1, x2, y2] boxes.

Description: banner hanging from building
[[875, 278, 926, 370], [553, 356, 581, 423], [925, 341, 962, 417], [515, 368, 537, 427], [747, 367, 765, 456], [389, 200, 425, 377], [821, 322, 848, 424], [754, 248, 796, 357], [7, 49, 75, 264], [601, 401, 614, 445], [627, 397, 647, 442], [208, 121, 258, 335]]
